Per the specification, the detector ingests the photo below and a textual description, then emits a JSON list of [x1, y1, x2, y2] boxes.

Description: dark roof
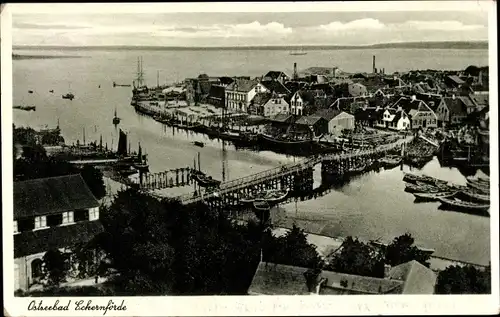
[[443, 97, 468, 117], [14, 220, 104, 258], [219, 77, 234, 86], [260, 80, 291, 95], [14, 175, 99, 219], [226, 79, 258, 92], [393, 97, 430, 113], [447, 75, 465, 85], [208, 85, 225, 100], [271, 114, 294, 123], [354, 107, 383, 121], [252, 92, 272, 106], [469, 93, 489, 107], [295, 115, 324, 126], [248, 262, 311, 295], [264, 71, 289, 80], [314, 109, 342, 121], [392, 110, 408, 123], [415, 93, 442, 111], [199, 81, 212, 95]]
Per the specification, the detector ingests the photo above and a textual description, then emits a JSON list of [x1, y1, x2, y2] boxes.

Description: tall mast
[[83, 127, 86, 145], [157, 70, 159, 88]]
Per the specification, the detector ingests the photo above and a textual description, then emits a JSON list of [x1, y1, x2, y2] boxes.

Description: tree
[[327, 236, 385, 278], [435, 265, 491, 294], [42, 249, 70, 287], [385, 233, 431, 267], [263, 224, 324, 269], [79, 165, 106, 199]]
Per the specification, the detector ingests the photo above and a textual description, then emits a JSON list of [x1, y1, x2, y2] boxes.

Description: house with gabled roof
[[381, 108, 411, 131], [263, 71, 290, 84], [260, 79, 291, 97], [14, 175, 104, 291], [314, 108, 355, 135], [225, 79, 268, 113], [392, 96, 438, 129], [248, 260, 436, 295], [436, 96, 470, 126]]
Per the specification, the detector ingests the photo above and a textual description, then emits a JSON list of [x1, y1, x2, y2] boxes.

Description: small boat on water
[[459, 190, 490, 203], [28, 90, 33, 94], [62, 93, 74, 100], [193, 141, 205, 148], [191, 170, 221, 187], [405, 183, 442, 194], [413, 191, 457, 201], [403, 173, 448, 187], [438, 195, 490, 212], [241, 189, 290, 204], [49, 90, 54, 93], [253, 200, 271, 211], [369, 240, 435, 255], [467, 180, 490, 194], [13, 105, 36, 111], [349, 164, 367, 173], [466, 175, 489, 183], [379, 155, 402, 166], [112, 107, 121, 125], [289, 48, 307, 55]]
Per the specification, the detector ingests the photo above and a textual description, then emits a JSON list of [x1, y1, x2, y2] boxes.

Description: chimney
[[293, 62, 298, 80], [372, 55, 376, 74], [303, 268, 323, 294]]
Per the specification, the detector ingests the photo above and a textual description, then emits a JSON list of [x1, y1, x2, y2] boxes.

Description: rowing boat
[[459, 190, 490, 203], [438, 196, 490, 211], [413, 191, 457, 201], [467, 180, 490, 194], [405, 183, 442, 194]]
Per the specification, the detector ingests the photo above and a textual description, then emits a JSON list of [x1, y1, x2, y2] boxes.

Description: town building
[[262, 95, 290, 117], [260, 79, 291, 97], [354, 106, 383, 127], [469, 93, 489, 112], [436, 96, 470, 126], [392, 96, 438, 129], [381, 108, 411, 131], [14, 175, 103, 291], [348, 82, 368, 97], [295, 116, 328, 137], [263, 71, 290, 84], [225, 79, 268, 113], [314, 109, 355, 135], [207, 84, 226, 108], [248, 260, 437, 295]]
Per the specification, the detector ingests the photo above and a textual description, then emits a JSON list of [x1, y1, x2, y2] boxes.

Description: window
[[89, 207, 99, 221], [34, 216, 47, 230], [62, 211, 74, 225], [14, 220, 18, 234]]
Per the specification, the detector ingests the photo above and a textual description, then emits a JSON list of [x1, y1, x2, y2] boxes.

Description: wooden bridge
[[176, 136, 413, 205]]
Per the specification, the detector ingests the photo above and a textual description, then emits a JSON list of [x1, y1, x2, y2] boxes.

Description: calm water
[[12, 48, 490, 265]]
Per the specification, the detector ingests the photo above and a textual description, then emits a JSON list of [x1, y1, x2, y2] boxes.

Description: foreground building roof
[[14, 175, 100, 220]]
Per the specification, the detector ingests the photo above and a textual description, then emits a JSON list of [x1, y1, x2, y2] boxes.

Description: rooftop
[[226, 79, 259, 92], [248, 262, 311, 295], [14, 175, 100, 220]]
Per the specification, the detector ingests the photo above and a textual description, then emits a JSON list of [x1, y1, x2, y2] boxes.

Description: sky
[[10, 3, 490, 47]]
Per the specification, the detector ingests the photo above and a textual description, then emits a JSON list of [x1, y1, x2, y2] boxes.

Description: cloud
[[13, 22, 91, 29], [400, 20, 485, 31], [318, 18, 386, 31]]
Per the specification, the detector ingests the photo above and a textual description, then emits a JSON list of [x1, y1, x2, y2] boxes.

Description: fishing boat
[[112, 107, 121, 125], [369, 240, 435, 255], [191, 170, 221, 187], [261, 189, 290, 203], [219, 130, 243, 142], [413, 191, 457, 201], [113, 81, 132, 87], [193, 141, 205, 148], [459, 189, 490, 203], [466, 175, 490, 183], [13, 105, 36, 111], [62, 93, 74, 100], [379, 155, 402, 166], [49, 90, 54, 93], [405, 183, 442, 194], [133, 143, 149, 172], [438, 195, 490, 212], [467, 180, 490, 194], [253, 200, 271, 211], [403, 173, 448, 187], [28, 90, 33, 94]]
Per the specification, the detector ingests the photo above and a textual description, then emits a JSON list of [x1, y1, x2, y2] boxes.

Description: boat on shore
[[438, 195, 490, 212]]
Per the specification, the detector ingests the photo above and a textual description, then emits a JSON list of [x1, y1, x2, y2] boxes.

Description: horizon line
[[13, 40, 488, 50]]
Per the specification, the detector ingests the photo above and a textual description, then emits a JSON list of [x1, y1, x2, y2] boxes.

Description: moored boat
[[413, 191, 457, 201], [379, 155, 402, 166], [193, 141, 205, 148], [253, 200, 271, 211], [191, 170, 221, 187], [438, 195, 490, 212], [405, 183, 442, 194], [467, 180, 490, 194], [459, 189, 490, 203], [62, 93, 74, 100], [369, 240, 435, 255]]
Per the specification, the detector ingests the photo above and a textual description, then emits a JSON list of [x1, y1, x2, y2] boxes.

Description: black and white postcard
[[2, 2, 498, 316]]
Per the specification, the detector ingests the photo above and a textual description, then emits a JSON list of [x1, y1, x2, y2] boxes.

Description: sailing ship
[[113, 107, 121, 125], [113, 81, 132, 87], [133, 142, 149, 172]]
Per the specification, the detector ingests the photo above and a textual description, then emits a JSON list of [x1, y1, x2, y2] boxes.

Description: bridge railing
[[178, 136, 414, 204]]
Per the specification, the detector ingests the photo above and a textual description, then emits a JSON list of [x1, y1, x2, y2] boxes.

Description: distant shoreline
[[13, 41, 488, 51], [12, 54, 86, 60]]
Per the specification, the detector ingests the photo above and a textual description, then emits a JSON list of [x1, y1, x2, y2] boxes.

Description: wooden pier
[[174, 136, 413, 207]]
